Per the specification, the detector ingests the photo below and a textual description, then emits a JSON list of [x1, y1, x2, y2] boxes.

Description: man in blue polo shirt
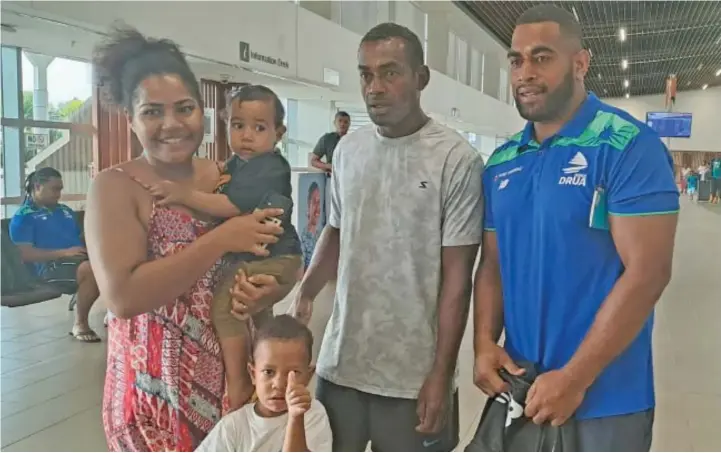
[[10, 167, 101, 342], [472, 5, 678, 451]]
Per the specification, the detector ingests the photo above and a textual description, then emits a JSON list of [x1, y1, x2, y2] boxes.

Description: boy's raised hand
[[286, 371, 311, 418]]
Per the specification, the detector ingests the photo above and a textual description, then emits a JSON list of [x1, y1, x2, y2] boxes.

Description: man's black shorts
[[316, 377, 460, 452]]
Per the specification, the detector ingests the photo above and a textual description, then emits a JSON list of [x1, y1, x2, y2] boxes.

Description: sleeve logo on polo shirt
[[559, 152, 588, 187]]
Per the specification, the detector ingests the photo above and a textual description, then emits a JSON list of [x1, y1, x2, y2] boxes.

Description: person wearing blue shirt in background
[[686, 171, 699, 202], [9, 167, 102, 342], [710, 158, 721, 204], [472, 5, 678, 451]]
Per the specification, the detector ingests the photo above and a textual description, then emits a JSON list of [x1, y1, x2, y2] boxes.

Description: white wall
[[605, 87, 721, 152], [2, 0, 523, 137]]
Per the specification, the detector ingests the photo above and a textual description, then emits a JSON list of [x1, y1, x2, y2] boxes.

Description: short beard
[[515, 70, 575, 122]]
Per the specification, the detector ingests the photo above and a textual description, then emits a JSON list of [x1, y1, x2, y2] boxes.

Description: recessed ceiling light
[[597, 73, 602, 79], [702, 84, 709, 90], [716, 69, 721, 77], [621, 59, 628, 70], [624, 79, 630, 88], [625, 93, 630, 99], [619, 28, 627, 42]]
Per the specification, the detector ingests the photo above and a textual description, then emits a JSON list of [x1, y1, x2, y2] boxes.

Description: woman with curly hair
[[87, 26, 292, 451]]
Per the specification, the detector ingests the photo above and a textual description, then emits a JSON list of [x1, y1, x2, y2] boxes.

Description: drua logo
[[558, 152, 588, 187], [558, 173, 587, 186]]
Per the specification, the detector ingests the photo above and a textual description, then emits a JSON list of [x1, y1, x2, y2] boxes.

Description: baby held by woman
[[151, 85, 302, 410]]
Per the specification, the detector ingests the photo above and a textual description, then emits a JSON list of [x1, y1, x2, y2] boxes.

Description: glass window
[[499, 68, 509, 103], [456, 38, 468, 85], [337, 1, 389, 36], [2, 47, 94, 218], [21, 51, 92, 123], [447, 32, 457, 79]]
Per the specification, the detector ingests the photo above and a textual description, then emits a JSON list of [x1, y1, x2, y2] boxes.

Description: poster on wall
[[296, 173, 327, 272], [203, 108, 216, 144]]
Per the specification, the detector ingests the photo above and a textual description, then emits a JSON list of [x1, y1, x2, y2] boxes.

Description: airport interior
[[0, 0, 720, 451]]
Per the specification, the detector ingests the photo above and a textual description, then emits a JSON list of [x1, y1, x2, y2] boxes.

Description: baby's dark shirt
[[219, 151, 301, 262]]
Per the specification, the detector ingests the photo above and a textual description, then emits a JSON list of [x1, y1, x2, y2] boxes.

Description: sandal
[[69, 327, 102, 343]]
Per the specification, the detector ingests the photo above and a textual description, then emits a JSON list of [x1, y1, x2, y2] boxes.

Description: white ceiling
[[0, 7, 362, 103]]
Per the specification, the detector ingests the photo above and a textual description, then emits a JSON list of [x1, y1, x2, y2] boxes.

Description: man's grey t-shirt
[[312, 132, 342, 165], [317, 120, 484, 399]]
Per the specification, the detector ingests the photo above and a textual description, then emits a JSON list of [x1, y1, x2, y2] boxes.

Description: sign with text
[[239, 41, 290, 69], [25, 133, 49, 150]]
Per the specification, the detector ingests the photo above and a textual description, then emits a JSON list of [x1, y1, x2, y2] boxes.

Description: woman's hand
[[230, 271, 282, 321], [216, 209, 284, 256]]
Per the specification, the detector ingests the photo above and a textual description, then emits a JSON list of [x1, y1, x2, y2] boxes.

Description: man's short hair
[[360, 22, 425, 68], [516, 4, 583, 45], [252, 315, 314, 363], [335, 111, 350, 120]]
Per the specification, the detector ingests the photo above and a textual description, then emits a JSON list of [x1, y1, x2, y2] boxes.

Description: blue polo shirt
[[9, 201, 83, 275], [712, 159, 721, 179], [483, 93, 679, 420]]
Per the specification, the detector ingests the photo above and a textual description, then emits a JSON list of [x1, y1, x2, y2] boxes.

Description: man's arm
[[432, 244, 479, 375], [417, 145, 484, 434], [15, 244, 80, 263], [564, 213, 677, 388], [473, 231, 504, 349], [297, 226, 340, 299], [433, 147, 485, 376], [311, 135, 332, 172], [310, 154, 332, 172]]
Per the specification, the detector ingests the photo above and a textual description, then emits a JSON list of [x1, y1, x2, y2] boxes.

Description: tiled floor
[[1, 197, 719, 451]]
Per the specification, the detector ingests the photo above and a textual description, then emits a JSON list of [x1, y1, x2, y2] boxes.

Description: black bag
[[1, 230, 37, 294], [465, 362, 578, 452]]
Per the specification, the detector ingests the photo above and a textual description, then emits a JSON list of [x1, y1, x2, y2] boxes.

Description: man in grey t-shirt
[[311, 111, 350, 173], [291, 23, 484, 451]]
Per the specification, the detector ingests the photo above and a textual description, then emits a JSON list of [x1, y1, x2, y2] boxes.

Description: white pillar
[[22, 52, 54, 167], [23, 52, 54, 122]]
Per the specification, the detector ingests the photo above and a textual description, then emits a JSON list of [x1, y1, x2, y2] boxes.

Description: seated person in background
[[196, 315, 332, 452], [150, 84, 302, 411], [9, 167, 101, 342]]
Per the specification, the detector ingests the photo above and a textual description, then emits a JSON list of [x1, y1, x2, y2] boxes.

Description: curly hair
[[92, 25, 201, 112]]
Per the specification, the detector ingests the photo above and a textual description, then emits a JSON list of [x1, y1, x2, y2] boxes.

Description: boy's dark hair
[[252, 315, 313, 362], [516, 5, 583, 45], [360, 22, 425, 69], [224, 84, 285, 128], [25, 167, 61, 201], [93, 25, 201, 112], [335, 111, 350, 120]]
